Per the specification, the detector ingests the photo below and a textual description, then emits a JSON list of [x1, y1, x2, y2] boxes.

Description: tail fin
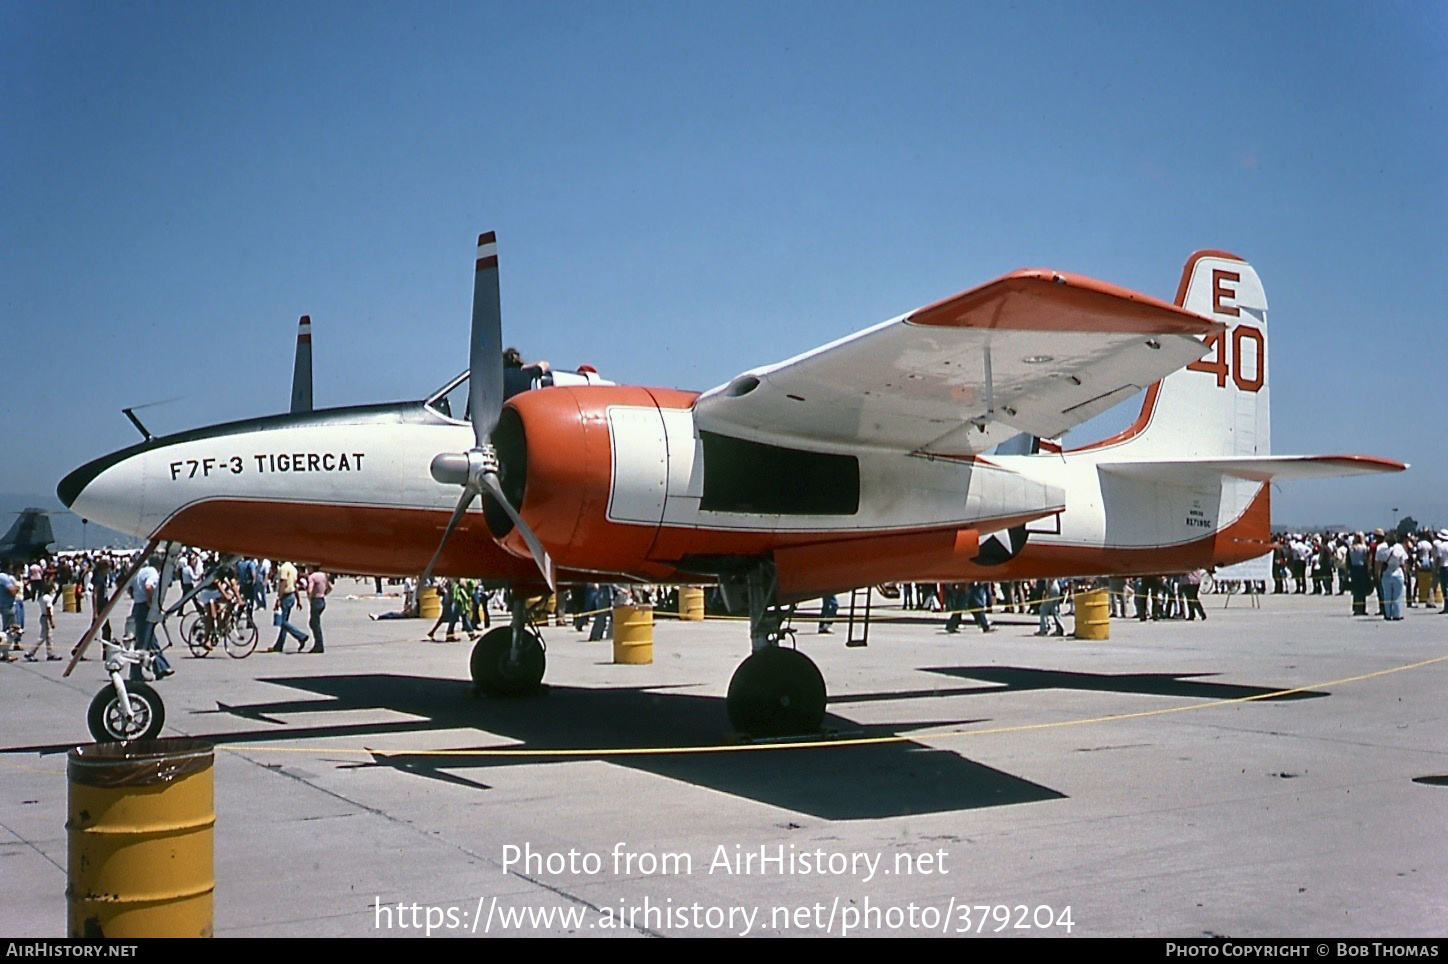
[[1086, 252, 1403, 565], [0, 508, 55, 560], [1108, 251, 1269, 459]]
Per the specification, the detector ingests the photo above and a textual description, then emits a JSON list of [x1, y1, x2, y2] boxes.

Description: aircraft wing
[[695, 270, 1224, 455]]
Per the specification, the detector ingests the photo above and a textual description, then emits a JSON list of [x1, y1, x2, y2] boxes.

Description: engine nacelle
[[495, 384, 1065, 586], [494, 385, 691, 577]]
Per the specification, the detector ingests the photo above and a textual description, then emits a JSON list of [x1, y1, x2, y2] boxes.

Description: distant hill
[[0, 494, 143, 552]]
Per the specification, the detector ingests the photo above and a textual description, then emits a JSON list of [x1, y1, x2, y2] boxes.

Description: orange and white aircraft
[[59, 235, 1404, 734]]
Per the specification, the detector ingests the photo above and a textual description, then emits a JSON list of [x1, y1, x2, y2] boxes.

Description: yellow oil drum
[[1416, 571, 1434, 605], [418, 586, 441, 620], [1073, 588, 1110, 641], [64, 584, 79, 613], [612, 605, 654, 664], [678, 586, 705, 621], [68, 739, 214, 938]]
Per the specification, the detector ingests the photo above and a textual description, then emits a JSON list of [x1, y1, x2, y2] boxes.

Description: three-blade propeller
[[421, 232, 555, 590]]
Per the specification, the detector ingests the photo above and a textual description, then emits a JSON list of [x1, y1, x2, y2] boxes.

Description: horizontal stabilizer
[[1098, 455, 1408, 485]]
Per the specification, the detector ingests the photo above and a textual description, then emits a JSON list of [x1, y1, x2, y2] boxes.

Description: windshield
[[424, 371, 470, 423], [424, 365, 611, 423]]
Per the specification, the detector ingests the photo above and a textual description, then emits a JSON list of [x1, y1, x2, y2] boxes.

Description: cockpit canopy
[[423, 367, 613, 424]]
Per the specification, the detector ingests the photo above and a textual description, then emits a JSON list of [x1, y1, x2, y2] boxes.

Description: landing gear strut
[[469, 597, 545, 696], [725, 563, 826, 736]]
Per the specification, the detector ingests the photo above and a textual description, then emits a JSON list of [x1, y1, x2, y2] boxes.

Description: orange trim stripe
[[909, 270, 1221, 335]]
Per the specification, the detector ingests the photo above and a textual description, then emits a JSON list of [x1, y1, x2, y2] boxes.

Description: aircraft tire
[[87, 682, 166, 743], [727, 647, 826, 737], [470, 626, 546, 696]]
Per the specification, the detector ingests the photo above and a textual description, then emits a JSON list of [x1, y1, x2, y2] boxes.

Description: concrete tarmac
[[2, 583, 1445, 938]]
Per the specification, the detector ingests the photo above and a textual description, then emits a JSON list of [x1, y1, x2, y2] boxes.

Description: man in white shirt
[[1414, 536, 1435, 608], [1290, 537, 1312, 593], [130, 554, 173, 680]]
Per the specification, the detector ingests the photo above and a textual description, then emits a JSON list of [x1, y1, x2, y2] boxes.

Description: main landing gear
[[724, 564, 826, 737], [469, 597, 546, 696]]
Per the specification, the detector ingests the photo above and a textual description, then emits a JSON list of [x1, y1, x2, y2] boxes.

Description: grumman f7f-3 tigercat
[[59, 233, 1405, 736]]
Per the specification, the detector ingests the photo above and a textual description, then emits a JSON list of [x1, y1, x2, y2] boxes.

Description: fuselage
[[58, 398, 542, 584], [58, 380, 1268, 597]]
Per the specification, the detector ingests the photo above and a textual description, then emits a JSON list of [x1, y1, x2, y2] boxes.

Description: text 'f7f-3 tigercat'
[[59, 235, 1405, 735]]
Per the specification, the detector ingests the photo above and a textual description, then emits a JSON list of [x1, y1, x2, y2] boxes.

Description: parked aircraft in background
[[0, 509, 56, 561], [58, 236, 1404, 734]]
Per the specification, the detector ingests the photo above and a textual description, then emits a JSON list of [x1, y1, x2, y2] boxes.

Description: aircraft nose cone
[[58, 457, 102, 510], [57, 444, 149, 537]]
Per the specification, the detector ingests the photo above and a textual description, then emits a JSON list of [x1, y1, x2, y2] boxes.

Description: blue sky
[[4, 1, 1444, 529]]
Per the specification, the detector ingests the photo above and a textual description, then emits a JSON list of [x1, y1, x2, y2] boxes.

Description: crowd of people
[[892, 573, 1214, 635], [411, 578, 669, 644], [5, 525, 1443, 666], [883, 527, 1448, 636], [1274, 528, 1448, 619], [0, 549, 333, 670]]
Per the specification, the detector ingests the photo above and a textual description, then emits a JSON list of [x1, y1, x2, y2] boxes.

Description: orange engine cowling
[[492, 385, 695, 578]]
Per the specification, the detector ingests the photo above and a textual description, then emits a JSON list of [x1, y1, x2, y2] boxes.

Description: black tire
[[727, 647, 826, 737], [87, 682, 166, 743], [469, 626, 545, 696], [185, 616, 213, 657], [224, 618, 258, 659]]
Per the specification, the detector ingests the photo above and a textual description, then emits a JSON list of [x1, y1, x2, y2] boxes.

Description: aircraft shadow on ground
[[31, 673, 1058, 819], [242, 674, 1064, 819], [12, 663, 1320, 818], [911, 666, 1328, 702]]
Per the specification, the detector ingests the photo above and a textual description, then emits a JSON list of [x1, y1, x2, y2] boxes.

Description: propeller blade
[[290, 315, 313, 414], [424, 231, 552, 593], [480, 472, 555, 591], [420, 485, 479, 588], [469, 231, 505, 447]]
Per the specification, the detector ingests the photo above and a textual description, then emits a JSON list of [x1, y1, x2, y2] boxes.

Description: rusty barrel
[[68, 738, 215, 938], [417, 586, 441, 620], [612, 605, 654, 664], [678, 586, 705, 621], [1416, 570, 1436, 605], [1073, 588, 1110, 640]]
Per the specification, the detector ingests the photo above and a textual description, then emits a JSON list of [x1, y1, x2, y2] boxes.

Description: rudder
[[1111, 251, 1270, 460]]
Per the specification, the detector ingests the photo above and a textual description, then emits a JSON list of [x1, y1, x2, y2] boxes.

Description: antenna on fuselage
[[121, 407, 153, 441], [118, 395, 186, 441]]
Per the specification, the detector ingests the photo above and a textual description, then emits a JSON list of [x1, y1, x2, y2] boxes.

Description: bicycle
[[186, 600, 259, 659]]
